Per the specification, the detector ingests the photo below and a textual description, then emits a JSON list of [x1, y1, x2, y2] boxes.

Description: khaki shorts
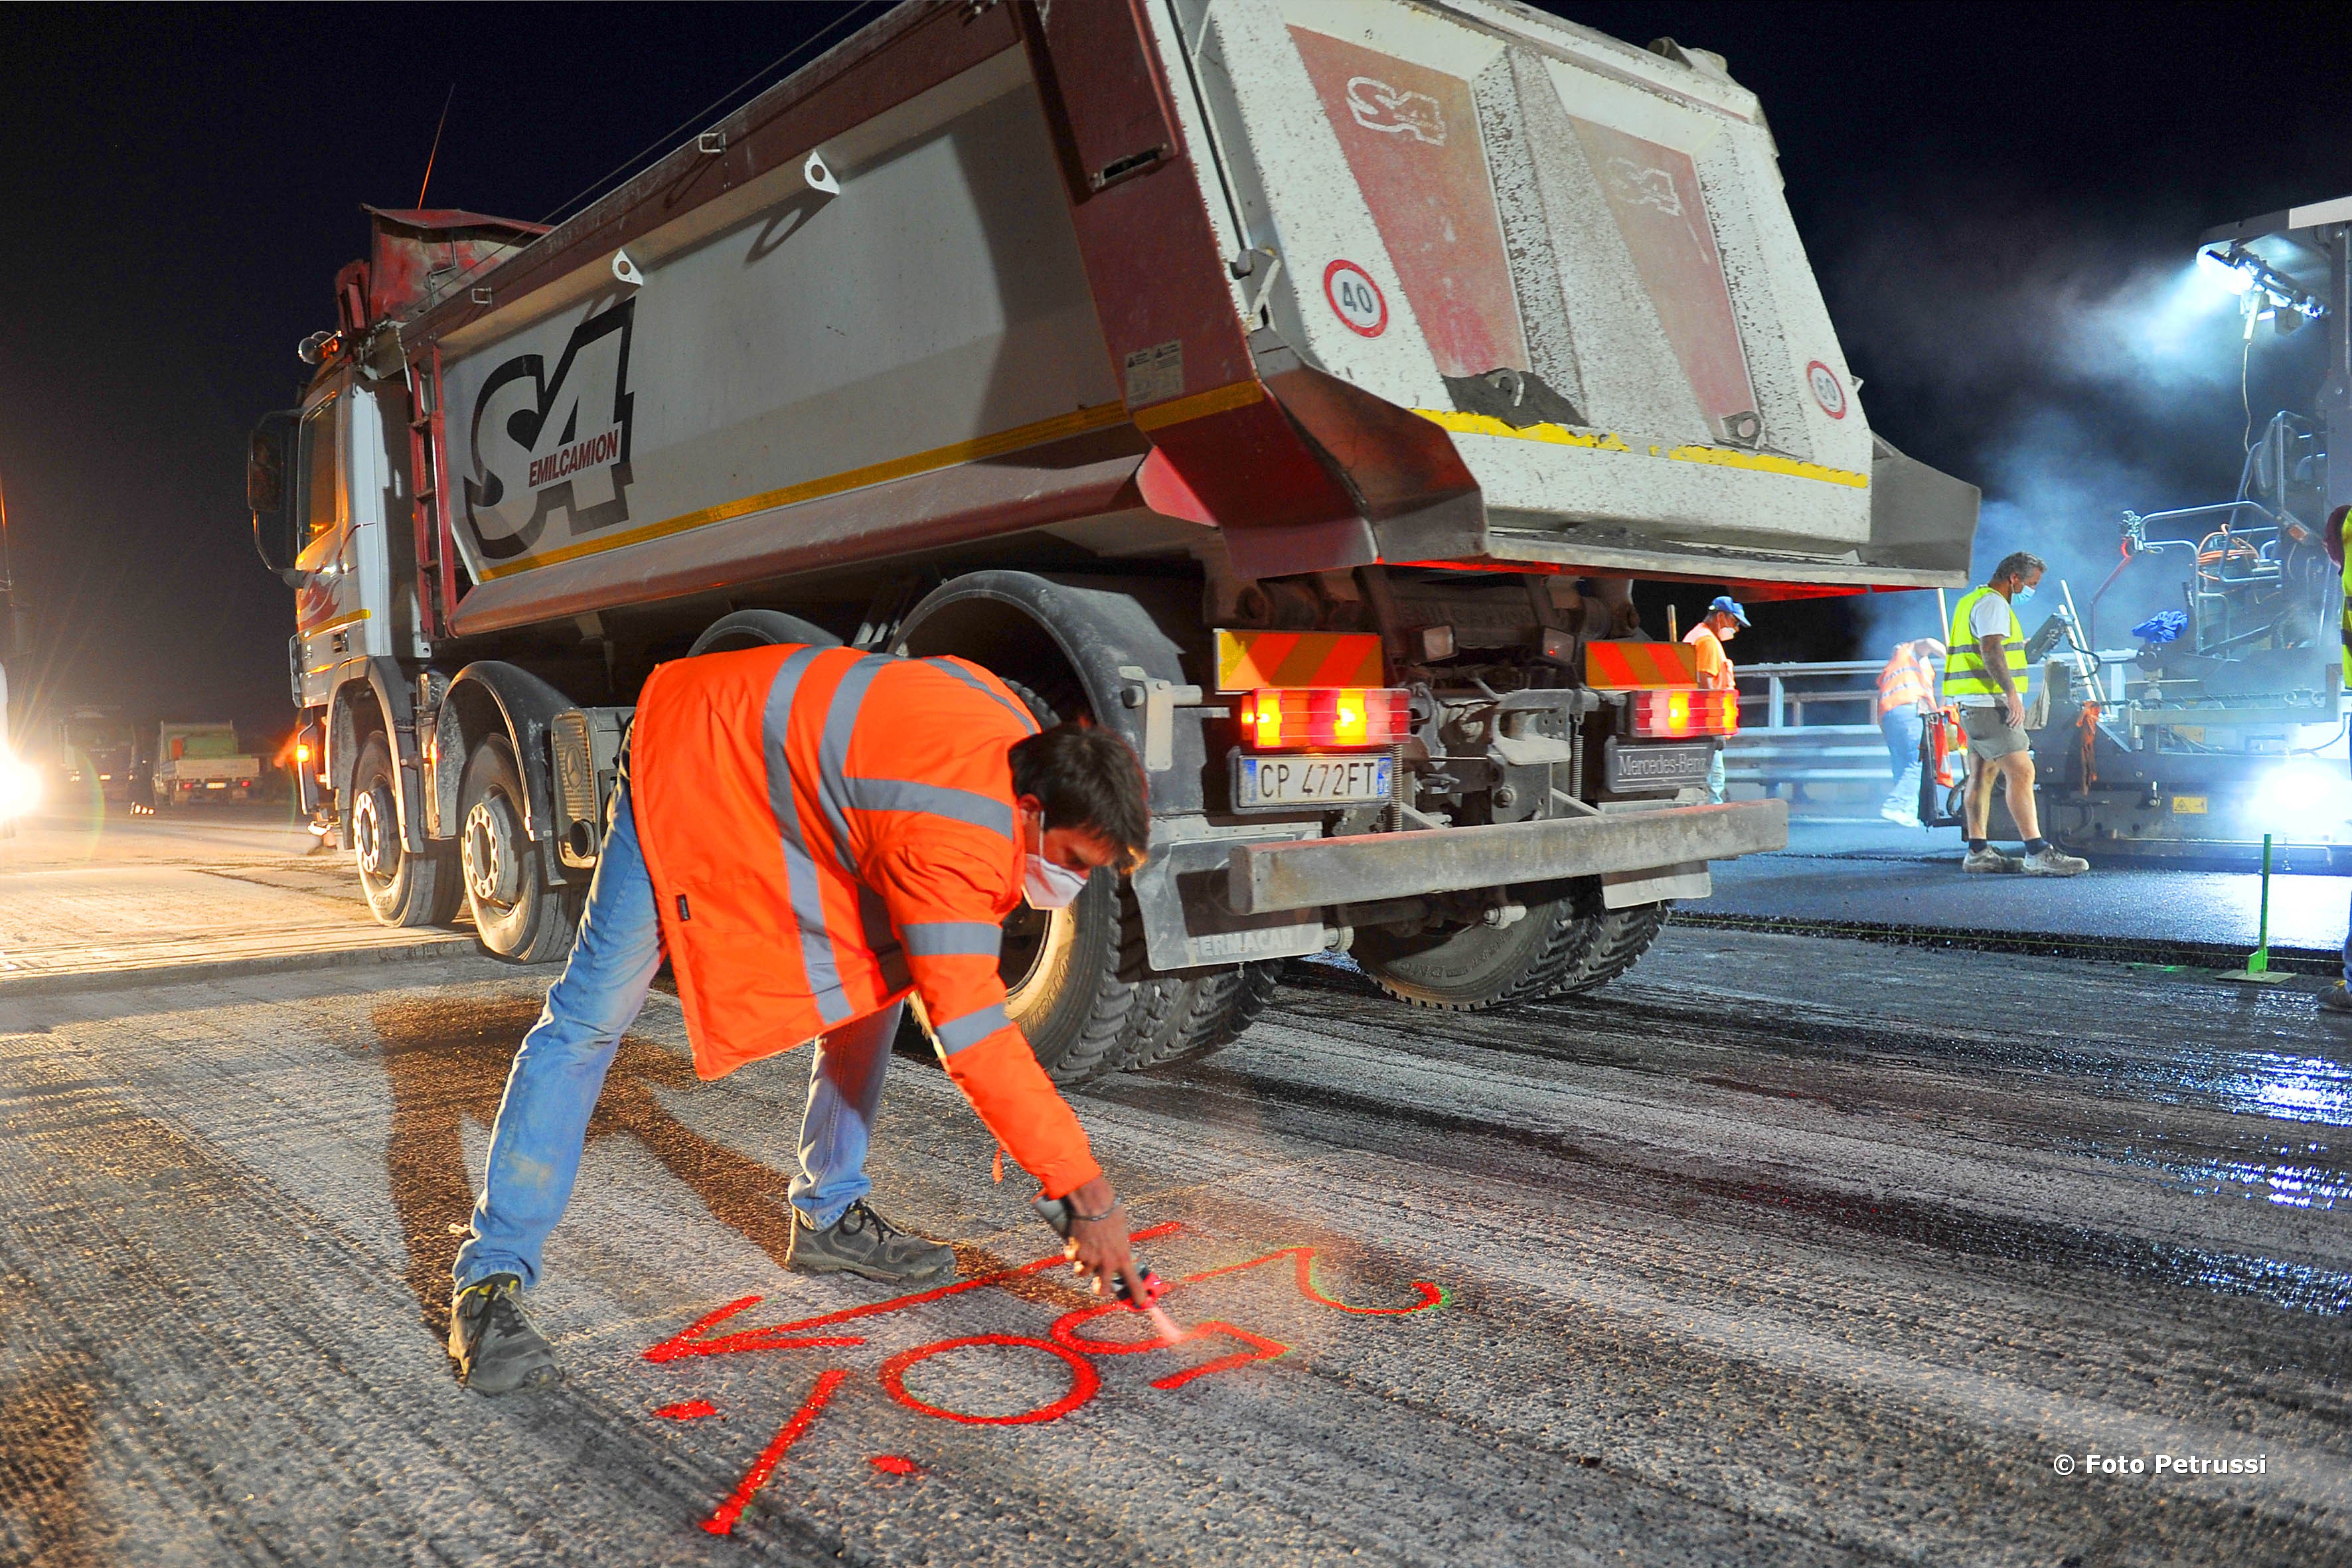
[[1960, 704, 2030, 761]]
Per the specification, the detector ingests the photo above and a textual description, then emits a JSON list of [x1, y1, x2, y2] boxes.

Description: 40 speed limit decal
[[1323, 260, 1389, 337]]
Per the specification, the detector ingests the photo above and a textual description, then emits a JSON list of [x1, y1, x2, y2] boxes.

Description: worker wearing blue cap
[[1684, 595, 1748, 802]]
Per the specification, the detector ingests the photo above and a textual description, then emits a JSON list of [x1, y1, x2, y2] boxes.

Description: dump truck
[[52, 705, 138, 805], [153, 722, 262, 806], [246, 0, 1977, 1079]]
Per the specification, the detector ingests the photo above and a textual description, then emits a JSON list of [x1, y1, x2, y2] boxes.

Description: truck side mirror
[[248, 409, 302, 584]]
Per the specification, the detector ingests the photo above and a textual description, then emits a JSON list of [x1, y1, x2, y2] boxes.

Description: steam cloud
[[1827, 211, 2327, 657]]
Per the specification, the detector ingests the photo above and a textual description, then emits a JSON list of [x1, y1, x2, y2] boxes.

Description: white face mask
[[1024, 854, 1089, 909]]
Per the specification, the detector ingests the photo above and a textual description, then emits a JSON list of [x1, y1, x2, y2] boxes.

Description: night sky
[[1, 1, 2347, 744]]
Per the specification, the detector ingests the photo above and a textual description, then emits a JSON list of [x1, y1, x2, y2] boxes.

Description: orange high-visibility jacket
[[629, 644, 1101, 1200], [1683, 623, 1734, 691], [1877, 645, 1938, 716]]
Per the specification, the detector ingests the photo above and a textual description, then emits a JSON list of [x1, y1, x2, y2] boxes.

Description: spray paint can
[[1033, 1193, 1166, 1310]]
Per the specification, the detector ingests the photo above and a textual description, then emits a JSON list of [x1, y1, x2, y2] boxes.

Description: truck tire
[[457, 734, 576, 963], [351, 735, 460, 928], [987, 678, 1273, 1084], [687, 608, 840, 655], [1000, 875, 1138, 1085], [1353, 878, 1667, 1012], [1113, 961, 1285, 1073]]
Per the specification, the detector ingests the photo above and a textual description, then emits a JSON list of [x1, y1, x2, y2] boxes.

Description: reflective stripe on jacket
[[1683, 624, 1734, 690], [629, 644, 1101, 1200], [1877, 646, 1936, 716], [1944, 586, 2025, 698]]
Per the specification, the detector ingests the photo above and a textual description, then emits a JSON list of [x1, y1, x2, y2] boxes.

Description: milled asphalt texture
[[1, 921, 2345, 1565]]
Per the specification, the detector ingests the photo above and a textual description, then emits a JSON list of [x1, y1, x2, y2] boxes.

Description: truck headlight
[[0, 759, 43, 821]]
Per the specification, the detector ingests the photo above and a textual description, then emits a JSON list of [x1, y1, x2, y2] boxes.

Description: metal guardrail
[[1725, 660, 1899, 793]]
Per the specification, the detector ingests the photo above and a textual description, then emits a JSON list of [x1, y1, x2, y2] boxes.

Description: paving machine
[[1969, 196, 2352, 865]]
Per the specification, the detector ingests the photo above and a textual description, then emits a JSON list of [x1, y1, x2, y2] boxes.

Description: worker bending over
[[1876, 637, 1945, 827], [1946, 552, 2086, 876], [447, 643, 1152, 1393], [1684, 594, 1747, 803]]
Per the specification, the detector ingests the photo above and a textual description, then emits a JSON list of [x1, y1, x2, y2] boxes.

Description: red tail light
[[1237, 688, 1409, 750], [1628, 688, 1739, 739]]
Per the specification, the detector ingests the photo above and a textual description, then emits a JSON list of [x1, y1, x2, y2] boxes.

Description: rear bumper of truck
[[1224, 800, 1788, 915]]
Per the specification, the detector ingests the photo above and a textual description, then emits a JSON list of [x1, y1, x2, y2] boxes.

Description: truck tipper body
[[248, 0, 1978, 1076]]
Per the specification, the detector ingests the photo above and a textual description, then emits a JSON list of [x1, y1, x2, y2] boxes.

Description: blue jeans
[[1881, 710, 1924, 813], [451, 775, 904, 1293]]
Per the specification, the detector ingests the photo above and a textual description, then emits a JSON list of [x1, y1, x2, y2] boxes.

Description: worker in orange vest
[[1684, 594, 1747, 801], [1875, 637, 1945, 827], [446, 644, 1152, 1394]]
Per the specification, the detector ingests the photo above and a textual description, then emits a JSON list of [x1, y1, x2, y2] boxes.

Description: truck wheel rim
[[354, 786, 395, 881], [1001, 905, 1073, 1017], [463, 795, 522, 907]]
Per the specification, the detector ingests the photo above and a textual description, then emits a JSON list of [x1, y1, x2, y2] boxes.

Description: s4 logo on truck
[[462, 300, 635, 561], [1344, 75, 1445, 145]]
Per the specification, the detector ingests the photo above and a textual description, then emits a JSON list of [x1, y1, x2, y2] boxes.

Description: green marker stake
[[2225, 832, 2288, 983], [2249, 833, 2273, 977]]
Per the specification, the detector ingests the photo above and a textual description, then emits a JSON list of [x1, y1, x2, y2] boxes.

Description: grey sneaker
[[2021, 845, 2088, 877], [448, 1274, 560, 1394], [2317, 984, 2352, 1016], [789, 1200, 956, 1284], [1962, 847, 2023, 873]]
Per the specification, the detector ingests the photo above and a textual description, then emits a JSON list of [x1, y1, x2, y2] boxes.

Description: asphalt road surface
[[1709, 817, 2351, 963], [2, 927, 2345, 1565], [0, 805, 463, 987]]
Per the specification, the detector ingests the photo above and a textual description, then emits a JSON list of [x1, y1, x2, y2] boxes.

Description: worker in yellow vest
[[1684, 594, 1746, 803], [2321, 506, 2352, 1016], [1946, 552, 2087, 875]]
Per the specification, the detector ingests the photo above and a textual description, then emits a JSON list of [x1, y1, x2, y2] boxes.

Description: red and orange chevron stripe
[[1585, 641, 1701, 690], [1215, 629, 1385, 692]]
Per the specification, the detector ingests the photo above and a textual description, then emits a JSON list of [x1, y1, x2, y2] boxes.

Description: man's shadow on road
[[370, 994, 807, 1336]]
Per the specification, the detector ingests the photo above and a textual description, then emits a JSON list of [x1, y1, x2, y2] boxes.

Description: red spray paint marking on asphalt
[[654, 1399, 717, 1420], [1180, 1245, 1450, 1314], [643, 1221, 1188, 1362], [1050, 1300, 1292, 1391], [700, 1369, 852, 1537], [659, 1232, 1447, 1533], [878, 1334, 1102, 1425]]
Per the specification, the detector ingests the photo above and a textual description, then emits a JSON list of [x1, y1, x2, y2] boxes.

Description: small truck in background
[[247, 0, 1978, 1081], [153, 722, 261, 807]]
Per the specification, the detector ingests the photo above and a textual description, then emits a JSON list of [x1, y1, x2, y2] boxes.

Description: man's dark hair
[[1009, 722, 1150, 868], [1992, 550, 2045, 586]]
